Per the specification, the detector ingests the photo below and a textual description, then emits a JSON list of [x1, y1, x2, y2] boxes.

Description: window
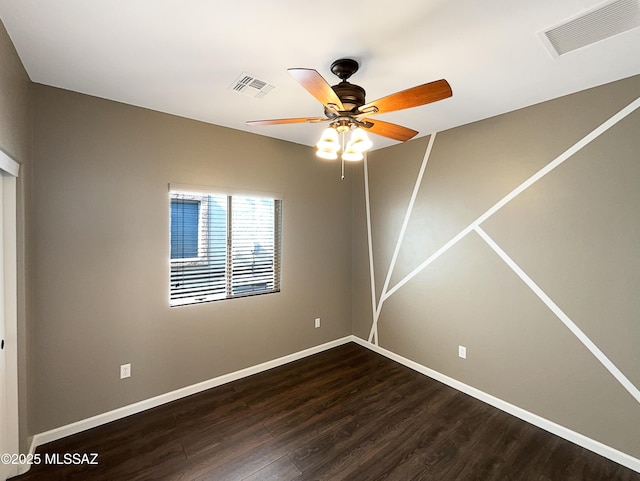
[[169, 184, 282, 306], [170, 194, 209, 261]]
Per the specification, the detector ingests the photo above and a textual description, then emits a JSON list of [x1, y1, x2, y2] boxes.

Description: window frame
[[170, 192, 210, 266], [169, 184, 282, 307]]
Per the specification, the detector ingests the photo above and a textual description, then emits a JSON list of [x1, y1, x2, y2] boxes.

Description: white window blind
[[170, 186, 281, 306]]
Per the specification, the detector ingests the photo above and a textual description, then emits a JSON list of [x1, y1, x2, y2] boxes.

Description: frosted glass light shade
[[316, 127, 340, 151], [316, 127, 340, 160], [316, 147, 338, 160], [342, 142, 364, 161], [349, 128, 373, 152]]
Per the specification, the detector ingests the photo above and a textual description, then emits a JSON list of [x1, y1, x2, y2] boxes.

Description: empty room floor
[[14, 343, 640, 480]]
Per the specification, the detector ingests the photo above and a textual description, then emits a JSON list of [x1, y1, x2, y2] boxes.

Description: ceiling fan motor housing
[[331, 82, 366, 112], [329, 58, 366, 112]]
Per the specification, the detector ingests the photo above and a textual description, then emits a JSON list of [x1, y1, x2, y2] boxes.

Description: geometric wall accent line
[[363, 92, 640, 397], [363, 155, 378, 344], [367, 134, 437, 343], [384, 95, 640, 302], [475, 225, 640, 405], [362, 88, 640, 466]]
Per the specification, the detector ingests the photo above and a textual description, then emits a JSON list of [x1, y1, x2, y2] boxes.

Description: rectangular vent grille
[[541, 0, 640, 56], [229, 73, 275, 99]]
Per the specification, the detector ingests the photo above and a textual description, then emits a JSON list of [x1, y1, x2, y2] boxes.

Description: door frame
[[0, 150, 19, 481]]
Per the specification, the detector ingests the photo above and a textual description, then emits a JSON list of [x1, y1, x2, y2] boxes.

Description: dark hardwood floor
[[15, 342, 640, 480]]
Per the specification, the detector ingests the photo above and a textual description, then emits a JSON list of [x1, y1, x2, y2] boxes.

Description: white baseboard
[[23, 335, 640, 475], [26, 337, 352, 459], [351, 336, 640, 474]]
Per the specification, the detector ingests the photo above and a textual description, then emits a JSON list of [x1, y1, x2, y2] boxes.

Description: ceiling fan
[[246, 58, 452, 154]]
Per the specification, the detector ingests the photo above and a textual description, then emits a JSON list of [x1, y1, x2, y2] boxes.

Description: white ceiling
[[1, 0, 639, 150]]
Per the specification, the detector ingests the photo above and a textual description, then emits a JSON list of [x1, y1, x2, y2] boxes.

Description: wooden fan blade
[[361, 118, 419, 142], [246, 117, 327, 126], [288, 68, 344, 110], [359, 79, 452, 115]]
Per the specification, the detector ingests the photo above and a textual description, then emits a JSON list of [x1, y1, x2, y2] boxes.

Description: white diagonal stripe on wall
[[379, 95, 640, 303], [363, 94, 640, 397], [363, 155, 378, 344], [367, 134, 437, 344], [475, 226, 640, 404]]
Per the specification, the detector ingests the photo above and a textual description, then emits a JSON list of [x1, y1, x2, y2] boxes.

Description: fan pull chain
[[341, 131, 345, 180]]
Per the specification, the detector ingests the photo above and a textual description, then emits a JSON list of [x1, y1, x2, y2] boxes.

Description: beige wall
[[352, 75, 640, 458], [29, 85, 353, 433], [3, 11, 639, 463], [0, 19, 31, 453]]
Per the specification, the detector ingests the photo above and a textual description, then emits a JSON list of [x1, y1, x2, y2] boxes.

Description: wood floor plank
[[240, 455, 301, 481], [451, 411, 534, 480], [13, 343, 640, 481], [292, 386, 466, 480], [379, 395, 500, 480], [262, 357, 416, 439]]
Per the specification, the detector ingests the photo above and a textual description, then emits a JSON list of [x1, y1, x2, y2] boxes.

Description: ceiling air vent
[[539, 0, 640, 57], [229, 73, 275, 99]]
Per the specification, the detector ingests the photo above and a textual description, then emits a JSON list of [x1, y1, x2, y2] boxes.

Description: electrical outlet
[[120, 363, 131, 379], [458, 346, 467, 359], [315, 317, 321, 328]]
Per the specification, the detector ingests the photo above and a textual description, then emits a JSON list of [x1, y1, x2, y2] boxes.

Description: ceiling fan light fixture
[[317, 126, 339, 142], [349, 127, 373, 153], [315, 127, 340, 151], [316, 147, 339, 160], [315, 124, 372, 162], [342, 143, 364, 162], [247, 59, 453, 163]]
